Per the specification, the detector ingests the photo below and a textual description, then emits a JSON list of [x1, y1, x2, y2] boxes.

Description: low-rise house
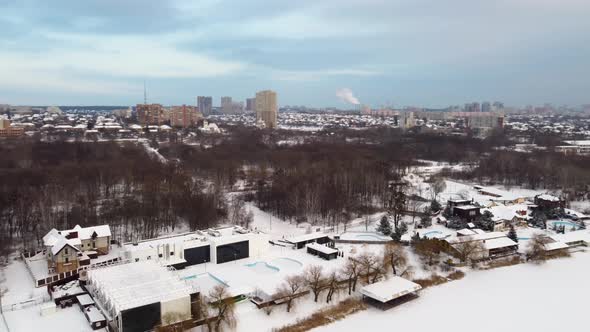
[[42, 225, 111, 274], [534, 194, 565, 211], [447, 230, 519, 260]]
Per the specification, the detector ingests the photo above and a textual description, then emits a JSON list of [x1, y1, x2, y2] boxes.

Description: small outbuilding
[[360, 277, 422, 309], [83, 305, 107, 330], [285, 233, 332, 249], [306, 243, 338, 260]]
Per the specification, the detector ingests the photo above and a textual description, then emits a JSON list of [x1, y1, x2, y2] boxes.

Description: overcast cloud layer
[[0, 0, 589, 107]]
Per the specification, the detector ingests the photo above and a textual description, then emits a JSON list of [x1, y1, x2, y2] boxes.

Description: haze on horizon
[[0, 0, 589, 108]]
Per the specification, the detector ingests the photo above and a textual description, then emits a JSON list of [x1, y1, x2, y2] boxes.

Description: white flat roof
[[88, 261, 196, 313], [85, 306, 105, 323], [285, 232, 330, 244], [76, 294, 95, 306], [454, 205, 479, 210], [361, 277, 422, 303], [483, 237, 518, 250], [450, 231, 507, 244], [306, 243, 338, 255]]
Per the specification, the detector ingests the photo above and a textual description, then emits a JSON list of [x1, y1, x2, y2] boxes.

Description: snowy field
[[317, 252, 590, 332]]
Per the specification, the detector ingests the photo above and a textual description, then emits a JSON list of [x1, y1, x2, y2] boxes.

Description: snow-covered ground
[[1, 305, 97, 332], [316, 252, 590, 332]]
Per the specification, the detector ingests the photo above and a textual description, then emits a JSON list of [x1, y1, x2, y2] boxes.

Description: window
[[469, 211, 476, 216], [65, 257, 69, 263], [64, 248, 68, 255]]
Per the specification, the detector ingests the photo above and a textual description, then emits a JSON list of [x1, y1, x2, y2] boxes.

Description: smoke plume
[[336, 88, 360, 105]]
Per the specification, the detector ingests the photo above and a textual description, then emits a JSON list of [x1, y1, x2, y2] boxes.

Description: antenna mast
[[143, 80, 147, 104]]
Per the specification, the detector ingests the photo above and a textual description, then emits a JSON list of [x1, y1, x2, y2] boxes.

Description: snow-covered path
[[316, 252, 590, 332]]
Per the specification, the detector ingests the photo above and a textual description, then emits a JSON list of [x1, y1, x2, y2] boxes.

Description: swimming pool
[[422, 230, 443, 238], [271, 257, 303, 270], [550, 221, 579, 229], [356, 234, 389, 240], [183, 272, 229, 287], [244, 261, 280, 274]]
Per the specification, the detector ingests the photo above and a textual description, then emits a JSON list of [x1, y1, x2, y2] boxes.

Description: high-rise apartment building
[[221, 97, 233, 114], [197, 96, 213, 115], [246, 98, 256, 111], [255, 90, 278, 129], [170, 105, 202, 128], [136, 104, 166, 125]]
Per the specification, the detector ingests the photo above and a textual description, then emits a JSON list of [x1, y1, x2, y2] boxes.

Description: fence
[[1, 295, 49, 312], [23, 254, 119, 288]]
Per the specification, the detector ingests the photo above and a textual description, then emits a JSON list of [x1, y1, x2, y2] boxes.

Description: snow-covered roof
[[457, 229, 477, 236], [360, 277, 422, 303], [285, 232, 330, 244], [306, 242, 338, 255], [482, 237, 518, 250], [84, 306, 105, 323], [61, 225, 111, 241], [51, 238, 81, 255], [76, 294, 95, 307], [450, 231, 507, 244], [536, 194, 561, 202], [454, 205, 479, 210], [482, 204, 530, 222], [544, 241, 569, 251], [88, 261, 196, 313], [549, 230, 590, 245], [43, 228, 62, 247]]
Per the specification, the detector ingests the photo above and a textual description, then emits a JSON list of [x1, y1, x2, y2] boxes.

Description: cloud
[[336, 88, 360, 105], [271, 69, 379, 82]]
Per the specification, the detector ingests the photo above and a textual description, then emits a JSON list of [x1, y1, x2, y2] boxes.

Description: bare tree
[[525, 233, 552, 263], [208, 285, 237, 332], [414, 238, 445, 266], [303, 265, 325, 303], [324, 271, 340, 303], [275, 275, 305, 312], [452, 238, 485, 263], [383, 242, 408, 275], [357, 253, 380, 284], [341, 258, 361, 295], [430, 177, 446, 201]]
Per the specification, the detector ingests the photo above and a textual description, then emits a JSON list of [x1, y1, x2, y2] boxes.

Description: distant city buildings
[[0, 118, 25, 138], [246, 98, 256, 111], [255, 90, 278, 129], [221, 96, 233, 114], [169, 105, 202, 128], [464, 102, 481, 113], [197, 96, 212, 115], [136, 104, 166, 125]]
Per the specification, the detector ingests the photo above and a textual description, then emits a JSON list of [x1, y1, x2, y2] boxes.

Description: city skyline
[[0, 0, 589, 107]]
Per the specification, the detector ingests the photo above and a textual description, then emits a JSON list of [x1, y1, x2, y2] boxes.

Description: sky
[[0, 0, 589, 108]]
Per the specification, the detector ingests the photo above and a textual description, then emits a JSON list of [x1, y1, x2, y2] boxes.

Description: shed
[[76, 294, 95, 309], [306, 243, 338, 260], [360, 277, 422, 308], [83, 305, 107, 330], [285, 233, 332, 249]]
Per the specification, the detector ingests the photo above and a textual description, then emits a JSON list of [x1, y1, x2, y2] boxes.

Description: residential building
[[255, 90, 278, 129], [169, 105, 202, 128], [447, 230, 519, 259], [197, 96, 212, 115], [482, 102, 491, 113], [136, 104, 166, 125], [0, 118, 25, 138], [221, 96, 233, 114], [246, 98, 256, 111], [43, 225, 112, 274]]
